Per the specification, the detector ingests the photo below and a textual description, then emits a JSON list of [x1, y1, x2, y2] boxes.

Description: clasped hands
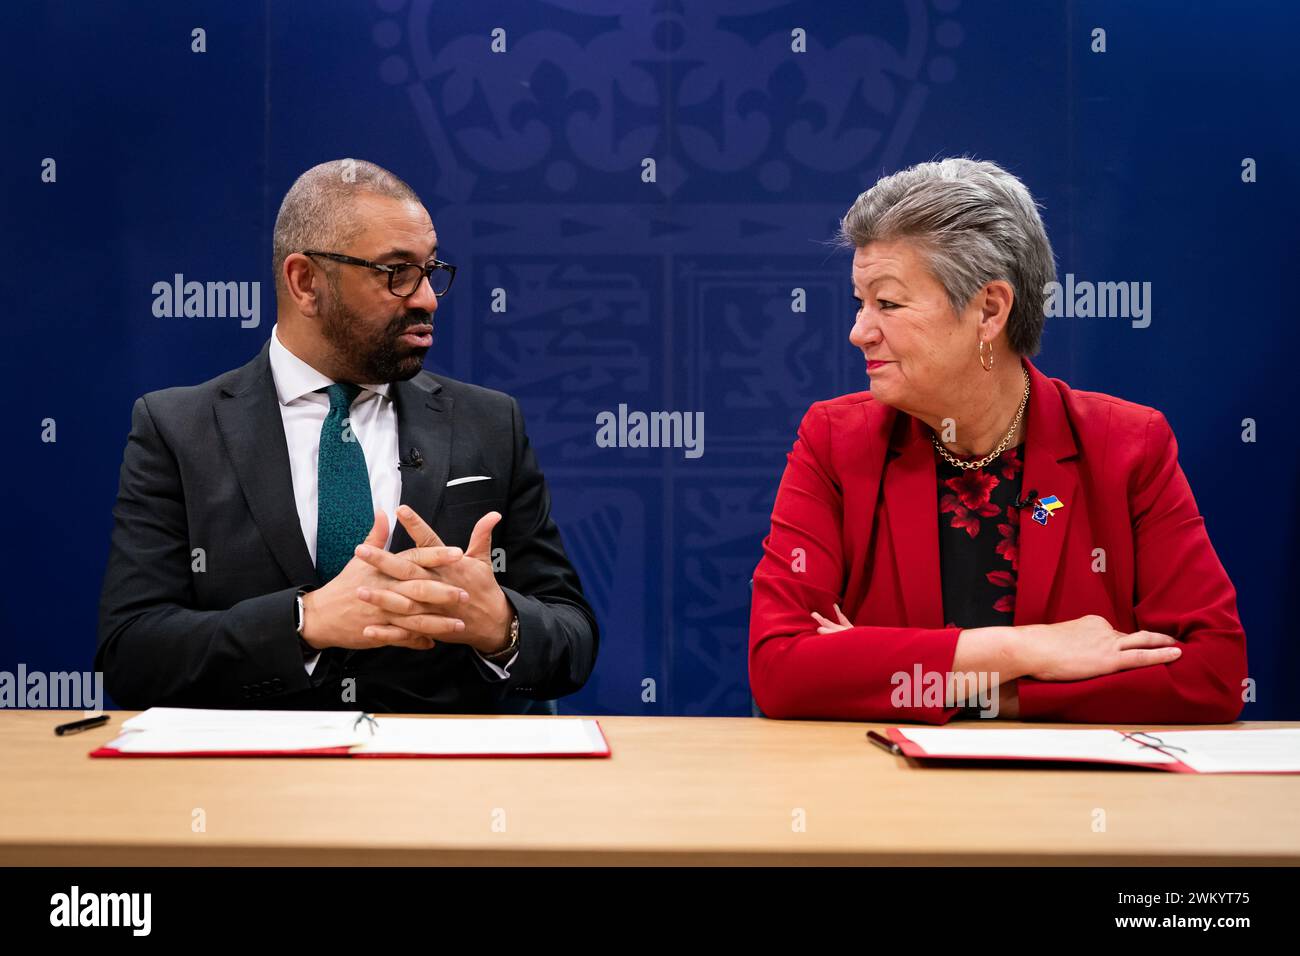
[[300, 505, 513, 655]]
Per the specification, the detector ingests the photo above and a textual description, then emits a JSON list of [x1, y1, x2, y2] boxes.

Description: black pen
[[54, 714, 110, 736], [866, 730, 902, 755]]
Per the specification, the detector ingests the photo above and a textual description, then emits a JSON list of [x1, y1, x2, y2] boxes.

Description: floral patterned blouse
[[936, 443, 1024, 629]]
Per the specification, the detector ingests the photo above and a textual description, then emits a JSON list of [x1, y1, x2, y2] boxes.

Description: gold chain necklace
[[930, 367, 1030, 470]]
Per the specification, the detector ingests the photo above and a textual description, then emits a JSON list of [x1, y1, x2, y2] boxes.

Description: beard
[[318, 282, 430, 384]]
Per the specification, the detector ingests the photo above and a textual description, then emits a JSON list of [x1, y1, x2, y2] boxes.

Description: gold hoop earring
[[978, 339, 993, 372]]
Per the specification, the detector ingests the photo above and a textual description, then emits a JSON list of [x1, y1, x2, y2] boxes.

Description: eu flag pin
[[1031, 494, 1064, 526]]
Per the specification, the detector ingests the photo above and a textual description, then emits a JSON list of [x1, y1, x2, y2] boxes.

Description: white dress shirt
[[268, 324, 514, 678]]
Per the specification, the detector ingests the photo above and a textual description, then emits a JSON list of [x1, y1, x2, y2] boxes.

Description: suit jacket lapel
[[1014, 358, 1081, 626], [214, 341, 319, 587], [883, 412, 945, 627], [389, 374, 453, 553]]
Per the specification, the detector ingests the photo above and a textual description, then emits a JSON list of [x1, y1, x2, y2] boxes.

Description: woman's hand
[[1015, 614, 1181, 681], [811, 604, 853, 634]]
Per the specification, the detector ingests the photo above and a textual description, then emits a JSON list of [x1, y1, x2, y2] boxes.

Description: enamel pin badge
[[1031, 495, 1064, 526]]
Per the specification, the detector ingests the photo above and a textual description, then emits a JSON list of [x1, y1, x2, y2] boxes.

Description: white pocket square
[[446, 475, 491, 487]]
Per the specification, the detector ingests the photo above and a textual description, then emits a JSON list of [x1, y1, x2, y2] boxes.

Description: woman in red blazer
[[749, 159, 1247, 724]]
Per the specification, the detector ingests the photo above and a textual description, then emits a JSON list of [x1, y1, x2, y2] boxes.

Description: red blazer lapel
[[841, 400, 896, 600], [1015, 358, 1081, 626], [883, 412, 945, 627]]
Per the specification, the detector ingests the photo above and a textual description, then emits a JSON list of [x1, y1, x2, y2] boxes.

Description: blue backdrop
[[3, 1, 1296, 716]]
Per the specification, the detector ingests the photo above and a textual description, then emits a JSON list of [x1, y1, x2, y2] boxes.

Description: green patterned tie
[[315, 383, 374, 584]]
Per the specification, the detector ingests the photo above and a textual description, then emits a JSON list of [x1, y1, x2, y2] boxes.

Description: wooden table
[[2, 712, 1296, 865]]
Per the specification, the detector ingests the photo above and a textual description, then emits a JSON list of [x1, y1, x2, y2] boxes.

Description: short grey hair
[[271, 159, 421, 294], [838, 157, 1056, 356]]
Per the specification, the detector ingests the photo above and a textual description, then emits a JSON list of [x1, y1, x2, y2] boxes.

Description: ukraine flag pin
[[1031, 495, 1064, 526]]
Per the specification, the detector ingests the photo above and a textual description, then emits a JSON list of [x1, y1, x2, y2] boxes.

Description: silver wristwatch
[[483, 613, 519, 662]]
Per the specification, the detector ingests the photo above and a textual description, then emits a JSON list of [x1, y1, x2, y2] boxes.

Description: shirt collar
[[269, 323, 391, 405]]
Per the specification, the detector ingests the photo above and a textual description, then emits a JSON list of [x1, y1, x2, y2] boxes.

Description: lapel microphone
[[398, 447, 424, 470], [1013, 488, 1039, 510]]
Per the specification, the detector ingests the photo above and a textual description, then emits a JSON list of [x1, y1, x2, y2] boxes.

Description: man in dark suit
[[96, 159, 598, 713]]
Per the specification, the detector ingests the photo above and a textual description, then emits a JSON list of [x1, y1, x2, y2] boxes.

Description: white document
[[896, 727, 1300, 773], [121, 708, 367, 733], [353, 717, 609, 756], [110, 728, 368, 753], [109, 708, 369, 752], [897, 728, 1180, 764], [1154, 729, 1300, 773], [104, 708, 608, 757]]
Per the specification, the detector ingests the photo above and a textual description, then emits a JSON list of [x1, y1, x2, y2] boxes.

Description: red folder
[[89, 742, 611, 759], [89, 719, 611, 759], [884, 727, 1300, 774]]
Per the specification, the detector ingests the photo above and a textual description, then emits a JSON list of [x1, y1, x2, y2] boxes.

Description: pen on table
[[54, 714, 110, 736], [866, 730, 902, 755]]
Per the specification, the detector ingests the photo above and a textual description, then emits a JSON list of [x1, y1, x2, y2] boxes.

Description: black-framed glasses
[[302, 250, 457, 298]]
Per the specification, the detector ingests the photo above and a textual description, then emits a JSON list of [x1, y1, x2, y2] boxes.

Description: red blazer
[[749, 358, 1247, 724]]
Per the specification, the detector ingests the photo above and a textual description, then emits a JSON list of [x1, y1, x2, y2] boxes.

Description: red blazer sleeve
[[1018, 410, 1248, 723], [749, 403, 963, 722]]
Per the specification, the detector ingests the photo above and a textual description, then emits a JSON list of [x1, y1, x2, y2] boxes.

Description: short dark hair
[[271, 159, 421, 295]]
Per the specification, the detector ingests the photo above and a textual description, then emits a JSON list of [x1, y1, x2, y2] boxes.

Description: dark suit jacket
[[750, 357, 1246, 724], [96, 340, 599, 712]]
